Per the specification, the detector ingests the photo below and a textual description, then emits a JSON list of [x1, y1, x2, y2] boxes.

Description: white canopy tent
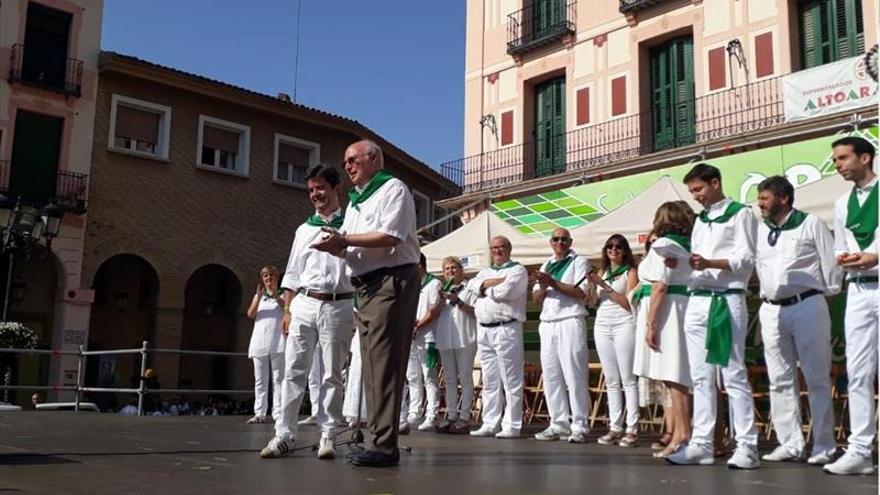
[[784, 172, 849, 227]]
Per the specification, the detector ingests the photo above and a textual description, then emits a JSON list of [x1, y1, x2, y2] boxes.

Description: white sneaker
[[666, 443, 715, 465], [567, 431, 588, 444], [406, 415, 421, 428], [534, 426, 571, 441], [418, 417, 440, 432], [317, 435, 335, 460], [761, 445, 804, 462], [807, 448, 836, 465], [260, 436, 294, 458], [727, 446, 761, 470], [823, 450, 877, 475], [495, 428, 520, 439], [297, 416, 317, 426], [469, 424, 501, 437]]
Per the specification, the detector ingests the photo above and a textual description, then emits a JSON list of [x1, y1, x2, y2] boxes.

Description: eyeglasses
[[490, 244, 510, 250], [342, 152, 370, 166], [605, 244, 623, 251], [550, 237, 571, 244]]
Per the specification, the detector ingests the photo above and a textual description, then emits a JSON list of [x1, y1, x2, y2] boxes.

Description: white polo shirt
[[833, 177, 879, 278], [690, 198, 757, 290], [281, 209, 354, 294], [469, 262, 528, 325], [415, 276, 443, 344], [532, 251, 588, 322]]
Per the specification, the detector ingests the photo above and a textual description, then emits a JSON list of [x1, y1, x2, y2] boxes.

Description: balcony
[[441, 76, 785, 195], [507, 1, 576, 56], [619, 0, 668, 13], [8, 43, 83, 98], [0, 160, 88, 213]]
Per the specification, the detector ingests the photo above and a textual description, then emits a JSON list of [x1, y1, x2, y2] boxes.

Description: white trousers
[[252, 353, 284, 418], [307, 345, 323, 417], [539, 317, 590, 434], [685, 293, 758, 449], [594, 318, 639, 433], [342, 329, 367, 421], [843, 280, 879, 456], [759, 295, 835, 454], [275, 296, 353, 439], [400, 341, 441, 422], [439, 345, 478, 421], [477, 321, 524, 431]]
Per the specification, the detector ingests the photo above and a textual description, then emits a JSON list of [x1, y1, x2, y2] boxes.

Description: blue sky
[[101, 1, 465, 169]]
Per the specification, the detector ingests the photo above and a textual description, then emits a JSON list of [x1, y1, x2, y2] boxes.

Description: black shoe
[[345, 443, 366, 460], [347, 449, 399, 468]]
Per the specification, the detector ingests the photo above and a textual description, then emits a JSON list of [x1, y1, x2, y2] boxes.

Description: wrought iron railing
[[8, 43, 83, 97], [619, 0, 667, 13], [507, 1, 576, 55], [441, 76, 785, 194], [0, 160, 88, 210]]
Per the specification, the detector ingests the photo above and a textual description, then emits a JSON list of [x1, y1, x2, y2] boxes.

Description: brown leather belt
[[297, 288, 354, 302]]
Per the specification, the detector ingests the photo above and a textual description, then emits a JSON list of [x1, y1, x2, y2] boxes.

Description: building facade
[[0, 0, 103, 398], [442, 0, 878, 210], [83, 52, 456, 403]]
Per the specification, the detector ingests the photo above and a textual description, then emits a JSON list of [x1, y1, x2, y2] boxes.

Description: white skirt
[[633, 293, 691, 387], [342, 330, 368, 421]]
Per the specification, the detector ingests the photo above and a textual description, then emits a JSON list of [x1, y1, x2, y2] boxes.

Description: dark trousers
[[354, 263, 419, 456]]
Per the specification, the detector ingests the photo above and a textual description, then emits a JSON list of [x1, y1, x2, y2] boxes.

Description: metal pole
[[75, 345, 84, 412], [137, 340, 147, 416], [2, 251, 13, 321]]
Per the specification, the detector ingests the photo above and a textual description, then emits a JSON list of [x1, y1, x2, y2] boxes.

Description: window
[[21, 3, 72, 91], [109, 95, 171, 160], [799, 0, 864, 69], [534, 76, 566, 178], [412, 190, 431, 228], [274, 134, 319, 187], [196, 116, 250, 176], [650, 36, 695, 152]]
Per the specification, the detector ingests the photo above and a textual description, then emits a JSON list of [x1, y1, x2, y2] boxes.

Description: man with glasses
[[667, 164, 759, 469], [532, 228, 590, 443], [824, 136, 879, 476], [468, 235, 528, 439], [754, 175, 841, 467], [312, 140, 420, 468]]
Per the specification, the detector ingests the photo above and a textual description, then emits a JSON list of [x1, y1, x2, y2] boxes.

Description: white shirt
[[532, 251, 588, 322], [690, 198, 757, 290], [638, 237, 693, 287], [340, 177, 420, 277], [756, 211, 843, 300], [834, 176, 879, 278], [248, 295, 286, 358], [281, 209, 354, 294], [596, 266, 635, 325], [435, 281, 478, 350], [415, 276, 443, 344], [470, 262, 529, 325]]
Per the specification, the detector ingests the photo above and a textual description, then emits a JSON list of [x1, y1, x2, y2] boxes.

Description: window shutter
[[278, 143, 310, 166], [673, 38, 695, 147], [115, 105, 160, 144], [203, 125, 240, 153], [836, 0, 864, 59]]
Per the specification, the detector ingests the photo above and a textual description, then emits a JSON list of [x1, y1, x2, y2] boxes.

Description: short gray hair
[[361, 139, 384, 169]]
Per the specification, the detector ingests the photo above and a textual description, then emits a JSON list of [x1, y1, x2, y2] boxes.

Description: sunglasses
[[605, 244, 624, 251], [550, 236, 571, 243]]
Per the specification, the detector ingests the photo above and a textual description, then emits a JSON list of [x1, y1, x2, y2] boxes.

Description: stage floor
[[1, 412, 876, 495]]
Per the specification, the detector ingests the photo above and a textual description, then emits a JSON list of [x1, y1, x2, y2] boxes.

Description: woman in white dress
[[245, 266, 286, 423], [435, 256, 478, 434], [586, 234, 640, 447], [632, 201, 694, 457]]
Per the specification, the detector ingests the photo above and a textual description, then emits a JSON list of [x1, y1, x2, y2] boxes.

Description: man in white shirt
[[532, 228, 590, 443], [312, 140, 420, 468], [260, 164, 354, 461], [754, 175, 842, 466], [825, 136, 879, 476], [468, 236, 528, 439], [400, 253, 443, 433], [667, 164, 759, 469]]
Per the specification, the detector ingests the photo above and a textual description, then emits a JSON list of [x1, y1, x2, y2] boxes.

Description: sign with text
[[783, 55, 879, 122]]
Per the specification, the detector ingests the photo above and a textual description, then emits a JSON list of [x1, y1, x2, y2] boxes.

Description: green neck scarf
[[698, 200, 747, 224], [662, 233, 691, 252], [604, 264, 630, 283], [544, 253, 575, 282], [764, 209, 807, 247], [305, 212, 344, 229], [348, 170, 394, 211], [846, 182, 878, 250], [421, 273, 437, 289], [491, 260, 519, 270]]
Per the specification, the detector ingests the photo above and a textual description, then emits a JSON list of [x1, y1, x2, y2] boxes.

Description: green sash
[[347, 170, 394, 211], [544, 254, 575, 281], [631, 283, 690, 305], [421, 273, 437, 289], [426, 342, 439, 369], [305, 213, 344, 229], [662, 233, 692, 252], [491, 260, 520, 270], [846, 183, 878, 250], [698, 201, 748, 224], [604, 264, 630, 283], [690, 288, 745, 367]]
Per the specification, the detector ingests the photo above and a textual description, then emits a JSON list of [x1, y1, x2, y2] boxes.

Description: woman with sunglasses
[[632, 201, 695, 458], [585, 234, 640, 447]]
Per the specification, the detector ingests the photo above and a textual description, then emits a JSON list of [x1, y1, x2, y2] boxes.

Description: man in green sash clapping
[[667, 164, 759, 469]]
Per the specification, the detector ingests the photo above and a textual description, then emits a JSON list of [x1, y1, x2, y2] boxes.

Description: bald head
[[489, 236, 512, 264], [344, 140, 384, 187], [550, 228, 572, 257]]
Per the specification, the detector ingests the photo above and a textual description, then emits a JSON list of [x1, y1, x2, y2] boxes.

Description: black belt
[[297, 288, 354, 302], [350, 263, 417, 288], [479, 319, 517, 328], [762, 289, 822, 306], [850, 276, 879, 284]]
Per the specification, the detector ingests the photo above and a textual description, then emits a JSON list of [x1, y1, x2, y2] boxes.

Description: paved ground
[[0, 412, 877, 495]]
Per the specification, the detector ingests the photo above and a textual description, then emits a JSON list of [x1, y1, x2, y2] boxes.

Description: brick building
[[84, 52, 456, 398]]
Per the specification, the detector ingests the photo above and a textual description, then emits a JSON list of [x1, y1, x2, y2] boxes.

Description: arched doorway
[[179, 264, 241, 392], [87, 254, 159, 411]]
